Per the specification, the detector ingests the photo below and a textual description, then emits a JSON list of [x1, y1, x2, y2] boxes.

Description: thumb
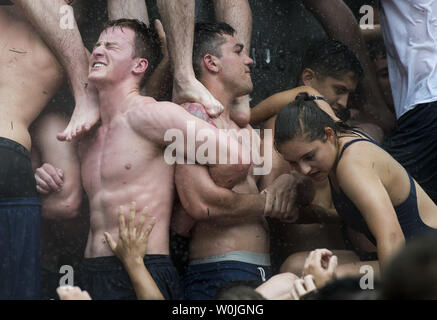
[[104, 232, 117, 252], [327, 255, 338, 274]]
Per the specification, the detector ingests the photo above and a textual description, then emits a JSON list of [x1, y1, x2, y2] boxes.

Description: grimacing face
[[89, 27, 141, 85]]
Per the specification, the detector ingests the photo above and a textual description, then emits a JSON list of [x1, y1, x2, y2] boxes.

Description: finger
[[136, 206, 148, 238], [327, 255, 338, 274], [154, 19, 165, 41], [36, 185, 49, 195], [36, 169, 61, 191], [128, 202, 136, 236], [280, 190, 289, 218], [313, 249, 324, 270], [34, 175, 50, 191], [104, 232, 117, 252], [290, 286, 299, 301], [294, 279, 307, 297], [118, 206, 127, 240], [140, 216, 156, 241], [56, 168, 64, 180], [303, 275, 317, 292], [263, 191, 274, 216], [43, 164, 64, 186], [273, 193, 282, 218]]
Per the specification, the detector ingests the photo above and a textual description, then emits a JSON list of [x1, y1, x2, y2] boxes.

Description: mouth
[[91, 62, 107, 70]]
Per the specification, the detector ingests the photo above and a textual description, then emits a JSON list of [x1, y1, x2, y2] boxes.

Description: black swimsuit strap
[[338, 138, 379, 161]]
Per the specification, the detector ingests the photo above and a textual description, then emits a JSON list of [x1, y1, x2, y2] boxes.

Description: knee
[[280, 251, 310, 275]]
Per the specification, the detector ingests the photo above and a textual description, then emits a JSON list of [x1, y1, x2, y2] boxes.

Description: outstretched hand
[[104, 202, 156, 265]]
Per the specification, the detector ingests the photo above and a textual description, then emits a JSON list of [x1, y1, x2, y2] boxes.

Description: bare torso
[[189, 115, 269, 260], [0, 6, 63, 150], [79, 97, 175, 258]]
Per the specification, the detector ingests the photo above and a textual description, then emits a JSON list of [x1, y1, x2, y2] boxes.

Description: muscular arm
[[129, 101, 250, 184], [31, 112, 82, 220], [12, 0, 100, 141], [175, 164, 265, 223], [250, 86, 337, 126], [337, 152, 404, 269], [302, 0, 395, 133], [107, 0, 149, 25]]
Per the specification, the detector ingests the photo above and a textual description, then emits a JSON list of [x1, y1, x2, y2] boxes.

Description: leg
[[214, 0, 252, 127], [157, 0, 223, 116]]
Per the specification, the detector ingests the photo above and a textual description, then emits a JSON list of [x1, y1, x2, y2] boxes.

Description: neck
[[202, 77, 238, 121], [95, 79, 140, 125]]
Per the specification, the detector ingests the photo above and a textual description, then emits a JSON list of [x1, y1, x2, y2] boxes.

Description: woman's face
[[277, 130, 337, 182]]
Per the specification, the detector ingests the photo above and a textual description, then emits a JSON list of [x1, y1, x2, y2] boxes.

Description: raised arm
[[250, 86, 337, 126], [12, 0, 100, 141], [30, 112, 82, 220], [105, 203, 164, 300], [302, 0, 395, 133], [337, 153, 404, 269]]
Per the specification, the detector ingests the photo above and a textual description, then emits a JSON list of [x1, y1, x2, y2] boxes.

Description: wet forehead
[[221, 33, 243, 50], [280, 138, 317, 160], [331, 71, 359, 91], [97, 27, 136, 47]]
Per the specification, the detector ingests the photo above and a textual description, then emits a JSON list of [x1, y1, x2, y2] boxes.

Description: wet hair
[[367, 39, 387, 61], [100, 19, 162, 87], [380, 233, 437, 300], [193, 22, 236, 78], [274, 93, 354, 147], [301, 38, 364, 81]]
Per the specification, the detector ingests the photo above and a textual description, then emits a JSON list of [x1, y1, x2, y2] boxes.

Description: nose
[[92, 44, 105, 58], [298, 162, 311, 176], [337, 94, 349, 110], [244, 53, 254, 67]]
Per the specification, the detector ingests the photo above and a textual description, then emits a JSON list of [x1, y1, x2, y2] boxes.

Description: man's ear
[[301, 68, 316, 86], [133, 58, 149, 76], [203, 54, 220, 73]]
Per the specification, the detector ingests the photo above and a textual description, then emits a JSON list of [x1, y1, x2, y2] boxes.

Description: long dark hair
[[274, 93, 354, 147]]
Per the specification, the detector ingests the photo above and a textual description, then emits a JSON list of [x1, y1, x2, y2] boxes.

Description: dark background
[[77, 0, 377, 106]]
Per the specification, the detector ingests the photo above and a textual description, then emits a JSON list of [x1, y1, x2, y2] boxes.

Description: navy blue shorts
[[183, 261, 273, 300], [0, 197, 41, 300], [78, 255, 183, 300], [0, 137, 41, 299], [383, 101, 437, 203]]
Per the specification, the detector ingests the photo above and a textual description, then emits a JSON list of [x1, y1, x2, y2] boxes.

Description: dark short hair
[[301, 38, 364, 81], [274, 92, 354, 147], [193, 22, 236, 78], [100, 19, 162, 87]]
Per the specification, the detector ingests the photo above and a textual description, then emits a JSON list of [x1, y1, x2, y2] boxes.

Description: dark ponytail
[[274, 92, 354, 146]]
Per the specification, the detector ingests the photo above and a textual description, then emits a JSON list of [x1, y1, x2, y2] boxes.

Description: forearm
[[108, 0, 149, 25], [377, 236, 404, 270], [41, 188, 82, 220], [12, 0, 90, 101], [157, 0, 194, 78], [123, 258, 164, 300]]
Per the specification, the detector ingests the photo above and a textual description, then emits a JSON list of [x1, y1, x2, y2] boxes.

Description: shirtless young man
[[0, 2, 67, 299], [174, 23, 310, 300], [74, 19, 250, 300]]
